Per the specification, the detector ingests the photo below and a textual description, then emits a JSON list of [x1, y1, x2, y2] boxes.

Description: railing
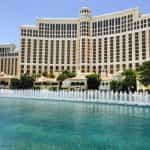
[[0, 89, 149, 107]]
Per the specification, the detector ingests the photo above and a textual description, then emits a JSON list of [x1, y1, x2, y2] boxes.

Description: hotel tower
[[20, 7, 150, 76]]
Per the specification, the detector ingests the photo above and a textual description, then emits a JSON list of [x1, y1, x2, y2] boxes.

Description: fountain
[[0, 89, 149, 107]]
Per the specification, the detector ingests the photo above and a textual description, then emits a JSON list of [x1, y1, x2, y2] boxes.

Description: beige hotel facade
[[0, 43, 18, 76], [2, 7, 150, 77]]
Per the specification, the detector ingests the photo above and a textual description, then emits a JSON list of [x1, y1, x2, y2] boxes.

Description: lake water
[[0, 98, 150, 150]]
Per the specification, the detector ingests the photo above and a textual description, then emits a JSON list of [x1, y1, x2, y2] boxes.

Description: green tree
[[20, 74, 35, 89], [10, 74, 35, 89], [42, 72, 48, 77], [121, 69, 137, 92], [138, 61, 150, 86], [31, 73, 41, 81], [86, 73, 101, 90], [57, 70, 76, 89], [48, 72, 55, 78], [110, 80, 122, 92], [10, 78, 20, 89], [62, 70, 76, 78]]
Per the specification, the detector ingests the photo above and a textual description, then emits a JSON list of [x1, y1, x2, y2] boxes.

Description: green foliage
[[121, 69, 137, 92], [10, 74, 35, 89], [48, 72, 55, 78], [110, 80, 122, 92], [110, 69, 137, 92], [20, 74, 35, 89], [57, 70, 76, 89], [62, 70, 76, 78], [57, 70, 76, 81], [32, 73, 41, 80], [86, 73, 101, 90], [57, 73, 68, 82], [138, 61, 150, 86], [10, 78, 20, 89], [42, 72, 48, 77]]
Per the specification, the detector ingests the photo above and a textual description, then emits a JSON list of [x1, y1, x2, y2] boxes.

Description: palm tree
[[121, 69, 137, 92]]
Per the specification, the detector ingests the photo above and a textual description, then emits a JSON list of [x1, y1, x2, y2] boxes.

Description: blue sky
[[0, 0, 150, 45]]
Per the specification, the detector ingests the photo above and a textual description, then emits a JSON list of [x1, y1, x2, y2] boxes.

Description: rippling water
[[0, 98, 150, 150]]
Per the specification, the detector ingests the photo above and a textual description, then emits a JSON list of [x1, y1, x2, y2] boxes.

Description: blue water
[[0, 98, 150, 150]]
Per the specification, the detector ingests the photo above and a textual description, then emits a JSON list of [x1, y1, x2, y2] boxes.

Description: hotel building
[[0, 43, 18, 76], [19, 7, 150, 76]]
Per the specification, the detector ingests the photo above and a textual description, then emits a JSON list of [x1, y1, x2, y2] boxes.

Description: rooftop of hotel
[[20, 7, 149, 28]]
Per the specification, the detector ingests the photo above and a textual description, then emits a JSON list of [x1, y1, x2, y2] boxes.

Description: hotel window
[[61, 66, 64, 72], [148, 19, 150, 27], [115, 18, 121, 33], [8, 59, 10, 74], [128, 14, 133, 31], [129, 63, 132, 69], [104, 38, 108, 63], [56, 24, 60, 38], [144, 19, 147, 28], [72, 66, 76, 72], [135, 32, 139, 60], [33, 65, 36, 74], [44, 66, 48, 73], [81, 22, 90, 36], [122, 35, 126, 62], [56, 40, 59, 64], [4, 59, 7, 73], [88, 39, 90, 63], [33, 30, 38, 37], [110, 19, 114, 34], [93, 66, 96, 73], [1, 58, 3, 72], [122, 64, 126, 70], [98, 66, 101, 73], [110, 37, 114, 63], [116, 64, 120, 72], [15, 58, 18, 75], [27, 39, 31, 63], [121, 16, 127, 32], [33, 39, 37, 63], [21, 29, 26, 36], [67, 40, 70, 64], [116, 36, 120, 62], [67, 66, 70, 71], [93, 39, 96, 64], [38, 66, 42, 74], [27, 30, 32, 37], [110, 65, 114, 74], [142, 31, 146, 59], [81, 66, 85, 73], [104, 65, 107, 73], [98, 39, 102, 63], [50, 66, 53, 72], [45, 40, 48, 64], [81, 39, 85, 63], [50, 40, 54, 64], [26, 65, 30, 74], [72, 40, 76, 64], [21, 38, 25, 63], [21, 65, 24, 74], [98, 21, 102, 36], [11, 59, 14, 74], [39, 40, 43, 64], [128, 34, 132, 61], [67, 24, 71, 38], [61, 40, 65, 64], [87, 66, 90, 72], [72, 24, 77, 38]]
